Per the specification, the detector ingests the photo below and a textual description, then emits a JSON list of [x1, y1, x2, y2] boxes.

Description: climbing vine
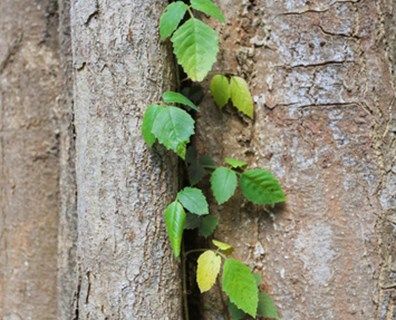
[[142, 1, 285, 318]]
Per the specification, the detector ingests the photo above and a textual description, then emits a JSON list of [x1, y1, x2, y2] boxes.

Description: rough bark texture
[[0, 0, 61, 318], [57, 0, 79, 318], [196, 0, 396, 319], [70, 0, 183, 318]]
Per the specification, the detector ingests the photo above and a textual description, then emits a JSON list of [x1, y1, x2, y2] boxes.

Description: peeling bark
[[196, 0, 396, 319]]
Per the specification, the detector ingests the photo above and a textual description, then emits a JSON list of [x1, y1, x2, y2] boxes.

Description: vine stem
[[182, 248, 228, 319], [182, 248, 208, 320], [182, 243, 190, 320], [187, 6, 195, 18]]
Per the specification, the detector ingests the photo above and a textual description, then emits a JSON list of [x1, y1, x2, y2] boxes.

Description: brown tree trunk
[[69, 0, 183, 318], [196, 0, 395, 319], [0, 0, 61, 318]]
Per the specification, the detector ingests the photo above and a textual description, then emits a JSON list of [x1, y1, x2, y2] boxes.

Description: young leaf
[[191, 0, 225, 23], [222, 259, 259, 317], [141, 105, 162, 147], [240, 169, 285, 205], [212, 239, 232, 252], [171, 18, 219, 81], [228, 301, 246, 320], [164, 201, 186, 258], [224, 157, 247, 169], [196, 250, 222, 293], [210, 75, 230, 108], [230, 76, 254, 118], [177, 187, 209, 215], [198, 215, 218, 237], [152, 106, 194, 159], [162, 91, 198, 111], [159, 1, 188, 40], [257, 292, 279, 319], [210, 167, 238, 205]]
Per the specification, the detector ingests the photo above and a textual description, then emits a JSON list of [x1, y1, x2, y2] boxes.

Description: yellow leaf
[[196, 250, 221, 293], [230, 76, 254, 118], [212, 239, 233, 252]]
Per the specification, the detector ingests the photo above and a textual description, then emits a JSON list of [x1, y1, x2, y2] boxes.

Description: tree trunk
[[69, 0, 182, 318], [0, 0, 61, 318], [196, 0, 395, 319]]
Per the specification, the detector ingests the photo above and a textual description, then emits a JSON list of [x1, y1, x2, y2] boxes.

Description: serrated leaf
[[230, 76, 254, 118], [210, 167, 238, 205], [222, 259, 259, 317], [171, 18, 219, 81], [164, 201, 186, 258], [163, 91, 198, 111], [184, 212, 201, 230], [177, 187, 209, 215], [212, 239, 232, 252], [199, 215, 218, 237], [210, 74, 230, 108], [185, 147, 211, 185], [257, 292, 279, 319], [191, 0, 225, 23], [187, 160, 207, 185], [152, 106, 194, 159], [240, 169, 285, 205], [141, 105, 162, 147], [224, 157, 247, 169], [159, 1, 188, 40], [228, 301, 246, 320], [197, 250, 222, 293]]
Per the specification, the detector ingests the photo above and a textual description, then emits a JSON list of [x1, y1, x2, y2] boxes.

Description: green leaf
[[254, 273, 262, 287], [212, 239, 233, 252], [228, 301, 246, 320], [224, 157, 247, 169], [184, 212, 201, 230], [171, 18, 219, 82], [257, 292, 279, 319], [210, 74, 230, 108], [222, 259, 259, 317], [210, 167, 238, 205], [177, 187, 209, 215], [141, 105, 162, 147], [230, 76, 254, 118], [191, 0, 225, 23], [187, 160, 207, 185], [159, 1, 188, 40], [152, 106, 194, 159], [196, 250, 222, 293], [162, 91, 198, 111], [164, 201, 186, 257], [240, 169, 285, 205], [198, 215, 218, 237]]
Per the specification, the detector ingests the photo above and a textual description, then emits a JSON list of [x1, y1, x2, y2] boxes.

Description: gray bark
[[57, 0, 79, 318], [196, 0, 396, 319], [0, 0, 61, 318], [70, 0, 182, 318]]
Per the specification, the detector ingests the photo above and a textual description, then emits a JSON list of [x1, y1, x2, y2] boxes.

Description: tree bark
[[196, 0, 395, 319], [70, 0, 183, 318], [0, 0, 61, 318]]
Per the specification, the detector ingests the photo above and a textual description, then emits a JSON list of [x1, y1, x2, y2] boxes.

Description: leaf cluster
[[211, 75, 254, 118], [196, 241, 279, 318], [140, 1, 286, 319], [160, 0, 225, 81]]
